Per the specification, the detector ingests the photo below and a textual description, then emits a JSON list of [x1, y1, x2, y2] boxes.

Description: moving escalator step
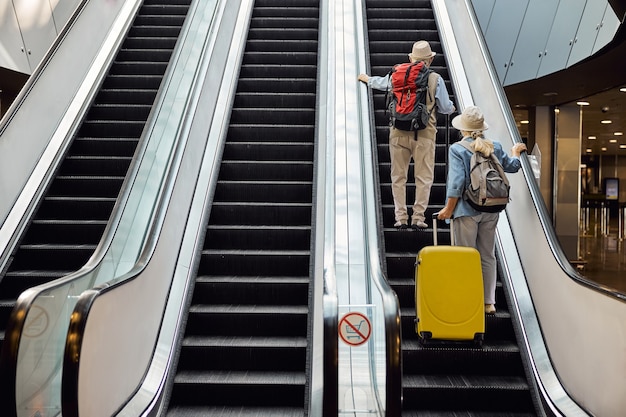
[[363, 0, 540, 414], [166, 0, 319, 415]]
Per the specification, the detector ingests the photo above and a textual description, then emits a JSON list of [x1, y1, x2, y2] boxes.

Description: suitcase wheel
[[418, 331, 432, 345], [474, 333, 484, 348]]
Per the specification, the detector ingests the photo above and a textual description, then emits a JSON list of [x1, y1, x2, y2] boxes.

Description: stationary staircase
[[164, 1, 319, 415], [363, 0, 538, 415]]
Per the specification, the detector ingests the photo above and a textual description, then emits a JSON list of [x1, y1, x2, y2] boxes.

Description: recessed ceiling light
[[621, 145, 626, 149], [577, 101, 590, 106], [602, 147, 608, 151], [610, 139, 618, 143], [586, 148, 593, 152], [588, 136, 597, 140], [615, 132, 624, 136], [601, 120, 612, 124], [520, 120, 529, 124], [621, 88, 626, 93]]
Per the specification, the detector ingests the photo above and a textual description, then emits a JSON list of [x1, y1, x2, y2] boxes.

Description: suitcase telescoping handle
[[431, 213, 454, 246]]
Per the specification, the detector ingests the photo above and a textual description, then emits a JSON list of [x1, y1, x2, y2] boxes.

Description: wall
[[554, 105, 582, 260], [0, 0, 82, 74], [533, 106, 554, 213]]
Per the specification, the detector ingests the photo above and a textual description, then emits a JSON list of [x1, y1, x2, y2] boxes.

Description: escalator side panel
[[0, 0, 191, 355]]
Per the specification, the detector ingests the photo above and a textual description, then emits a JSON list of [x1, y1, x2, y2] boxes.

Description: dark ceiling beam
[[0, 67, 28, 113], [608, 0, 626, 23]]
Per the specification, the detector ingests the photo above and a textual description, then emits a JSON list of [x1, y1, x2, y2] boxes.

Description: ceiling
[[506, 25, 626, 157]]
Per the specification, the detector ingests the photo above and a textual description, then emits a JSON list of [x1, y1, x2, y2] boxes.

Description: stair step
[[166, 406, 303, 417], [167, 1, 317, 413], [171, 371, 305, 407], [194, 275, 309, 305]]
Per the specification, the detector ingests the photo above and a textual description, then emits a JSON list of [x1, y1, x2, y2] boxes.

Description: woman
[[437, 106, 526, 314]]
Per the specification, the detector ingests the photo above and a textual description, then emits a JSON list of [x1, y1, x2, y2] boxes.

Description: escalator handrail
[[354, 1, 403, 415], [0, 0, 229, 415], [315, 2, 339, 415]]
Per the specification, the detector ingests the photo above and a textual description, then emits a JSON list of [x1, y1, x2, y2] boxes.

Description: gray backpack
[[458, 141, 510, 213]]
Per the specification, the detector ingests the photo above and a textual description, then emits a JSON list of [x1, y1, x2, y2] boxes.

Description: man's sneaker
[[394, 221, 408, 230], [411, 220, 428, 230], [485, 304, 496, 314]]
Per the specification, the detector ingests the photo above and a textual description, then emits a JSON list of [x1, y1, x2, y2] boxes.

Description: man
[[358, 40, 456, 229]]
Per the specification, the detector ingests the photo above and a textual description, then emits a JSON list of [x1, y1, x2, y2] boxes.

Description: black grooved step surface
[[0, 0, 192, 352], [165, 1, 319, 416], [364, 0, 538, 415]]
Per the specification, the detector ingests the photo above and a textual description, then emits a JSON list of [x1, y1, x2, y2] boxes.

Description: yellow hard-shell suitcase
[[415, 216, 485, 345]]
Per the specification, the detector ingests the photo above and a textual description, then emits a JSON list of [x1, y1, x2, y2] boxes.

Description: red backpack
[[386, 61, 432, 134]]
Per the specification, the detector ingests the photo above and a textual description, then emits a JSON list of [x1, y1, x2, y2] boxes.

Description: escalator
[[364, 1, 538, 415], [0, 0, 191, 352], [164, 0, 318, 415]]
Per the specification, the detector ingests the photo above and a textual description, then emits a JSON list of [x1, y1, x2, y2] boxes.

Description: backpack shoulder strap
[[384, 65, 396, 115], [490, 152, 510, 186], [417, 64, 431, 86], [460, 141, 510, 188], [457, 140, 474, 152], [426, 72, 438, 108]]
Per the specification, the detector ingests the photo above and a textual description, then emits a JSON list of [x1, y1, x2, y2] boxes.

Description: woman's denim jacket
[[447, 137, 522, 218]]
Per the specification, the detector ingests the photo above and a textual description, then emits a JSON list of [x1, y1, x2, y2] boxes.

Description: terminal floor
[[579, 222, 626, 294]]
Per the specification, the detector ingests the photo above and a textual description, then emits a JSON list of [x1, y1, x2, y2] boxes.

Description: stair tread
[[189, 305, 308, 314], [175, 370, 306, 385], [167, 406, 303, 417], [18, 243, 97, 249], [211, 201, 311, 207], [202, 249, 309, 255], [197, 275, 309, 283], [402, 338, 519, 352], [31, 219, 108, 225], [183, 335, 307, 348], [3, 270, 72, 277], [206, 224, 309, 229], [403, 374, 529, 390]]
